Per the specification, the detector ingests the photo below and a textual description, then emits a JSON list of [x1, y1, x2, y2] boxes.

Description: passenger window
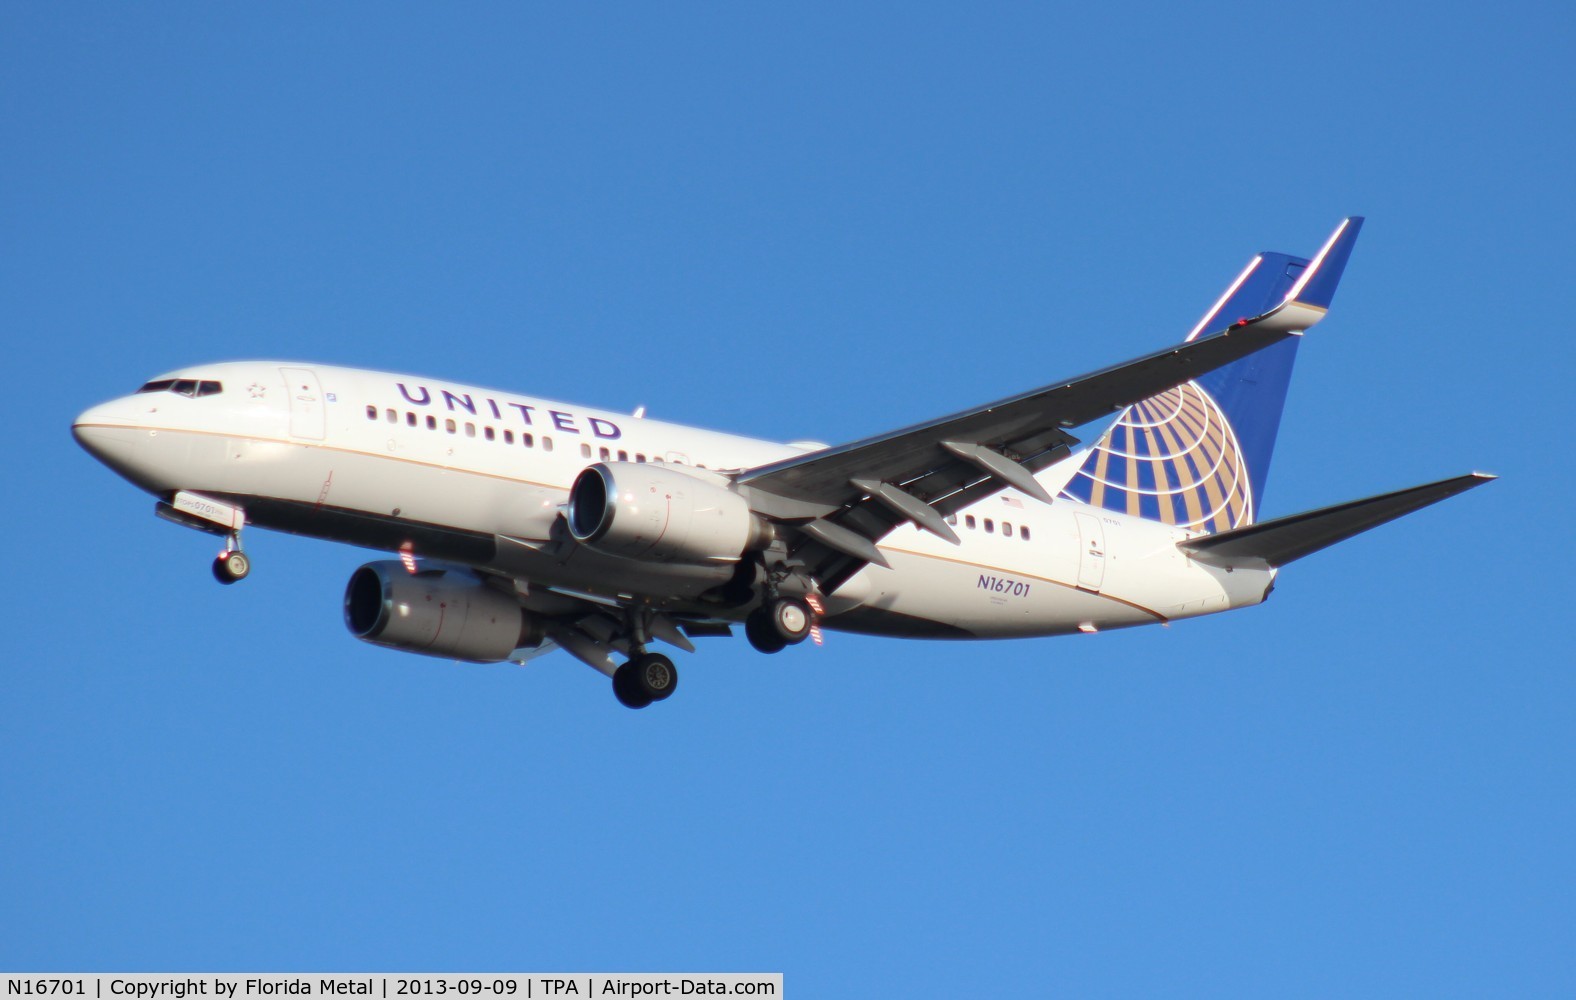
[[617, 450, 629, 462], [445, 418, 456, 434], [366, 405, 377, 420], [599, 447, 611, 462], [965, 515, 976, 530], [635, 454, 646, 463], [406, 412, 417, 427], [484, 426, 495, 441], [581, 444, 592, 459], [947, 514, 958, 525], [522, 433, 534, 448], [465, 422, 476, 437], [1003, 523, 1013, 538], [543, 437, 554, 452], [385, 408, 397, 423], [1021, 526, 1031, 542], [426, 415, 437, 430], [984, 519, 994, 534], [501, 429, 511, 444]]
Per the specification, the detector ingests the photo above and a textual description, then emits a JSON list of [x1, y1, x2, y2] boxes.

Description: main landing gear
[[612, 652, 678, 710], [609, 607, 680, 710], [745, 597, 813, 654]]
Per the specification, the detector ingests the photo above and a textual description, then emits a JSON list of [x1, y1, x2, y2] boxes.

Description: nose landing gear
[[154, 492, 252, 585], [212, 547, 251, 585]]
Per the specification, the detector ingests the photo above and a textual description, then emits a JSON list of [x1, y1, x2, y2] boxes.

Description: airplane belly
[[216, 439, 730, 600]]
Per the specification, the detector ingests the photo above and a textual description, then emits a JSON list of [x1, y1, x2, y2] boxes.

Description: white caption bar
[[2, 976, 781, 1000]]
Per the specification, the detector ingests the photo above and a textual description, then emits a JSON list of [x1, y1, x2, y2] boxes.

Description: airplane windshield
[[137, 379, 223, 397]]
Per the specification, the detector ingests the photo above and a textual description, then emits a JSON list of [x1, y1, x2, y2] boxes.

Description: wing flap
[[1177, 473, 1495, 569]]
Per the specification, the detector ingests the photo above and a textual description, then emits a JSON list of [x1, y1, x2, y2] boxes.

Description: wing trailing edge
[[1177, 472, 1495, 569]]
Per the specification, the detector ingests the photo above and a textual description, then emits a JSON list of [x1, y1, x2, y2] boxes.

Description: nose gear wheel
[[212, 549, 250, 585]]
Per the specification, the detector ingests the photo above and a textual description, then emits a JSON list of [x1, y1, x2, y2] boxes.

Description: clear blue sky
[[4, 3, 1572, 994]]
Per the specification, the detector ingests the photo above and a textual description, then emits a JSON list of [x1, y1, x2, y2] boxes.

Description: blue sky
[[3, 3, 1572, 994]]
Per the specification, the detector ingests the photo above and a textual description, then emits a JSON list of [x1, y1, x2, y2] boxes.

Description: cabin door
[[1074, 512, 1106, 592], [280, 367, 326, 440]]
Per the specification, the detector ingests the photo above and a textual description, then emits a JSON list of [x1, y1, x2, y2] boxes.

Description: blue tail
[[1059, 218, 1363, 532]]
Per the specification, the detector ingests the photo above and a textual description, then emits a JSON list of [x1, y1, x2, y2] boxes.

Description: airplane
[[73, 217, 1492, 709]]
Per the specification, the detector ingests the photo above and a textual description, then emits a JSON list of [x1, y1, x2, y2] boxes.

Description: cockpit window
[[135, 379, 223, 397]]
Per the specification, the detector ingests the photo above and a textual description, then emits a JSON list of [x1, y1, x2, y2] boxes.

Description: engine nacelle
[[344, 561, 540, 663], [567, 462, 770, 564]]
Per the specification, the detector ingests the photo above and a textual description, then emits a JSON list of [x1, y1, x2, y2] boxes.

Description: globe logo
[[1060, 381, 1253, 533]]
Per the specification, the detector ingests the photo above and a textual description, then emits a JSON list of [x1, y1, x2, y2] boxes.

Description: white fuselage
[[74, 361, 1275, 638]]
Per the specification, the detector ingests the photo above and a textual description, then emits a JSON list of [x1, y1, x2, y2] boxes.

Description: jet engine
[[567, 462, 772, 563], [344, 561, 541, 662]]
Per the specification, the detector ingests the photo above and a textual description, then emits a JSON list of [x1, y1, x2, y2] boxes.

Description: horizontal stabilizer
[[1177, 472, 1495, 569]]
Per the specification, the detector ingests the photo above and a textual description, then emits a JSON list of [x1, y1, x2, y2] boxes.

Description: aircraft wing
[[740, 312, 1303, 508], [736, 218, 1362, 590]]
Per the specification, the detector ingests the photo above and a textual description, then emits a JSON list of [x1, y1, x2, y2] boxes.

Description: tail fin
[[1058, 218, 1364, 533]]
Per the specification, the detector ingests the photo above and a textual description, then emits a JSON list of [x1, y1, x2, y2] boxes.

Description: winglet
[[1281, 216, 1364, 311]]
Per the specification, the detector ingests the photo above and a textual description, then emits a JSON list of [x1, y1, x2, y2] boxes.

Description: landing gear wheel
[[771, 598, 813, 643], [612, 664, 653, 709], [745, 612, 788, 654], [212, 550, 250, 585], [633, 653, 678, 702], [746, 597, 813, 652]]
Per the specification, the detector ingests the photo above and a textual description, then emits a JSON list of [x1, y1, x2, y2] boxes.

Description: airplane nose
[[73, 400, 155, 487], [74, 401, 122, 426], [73, 399, 133, 447]]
